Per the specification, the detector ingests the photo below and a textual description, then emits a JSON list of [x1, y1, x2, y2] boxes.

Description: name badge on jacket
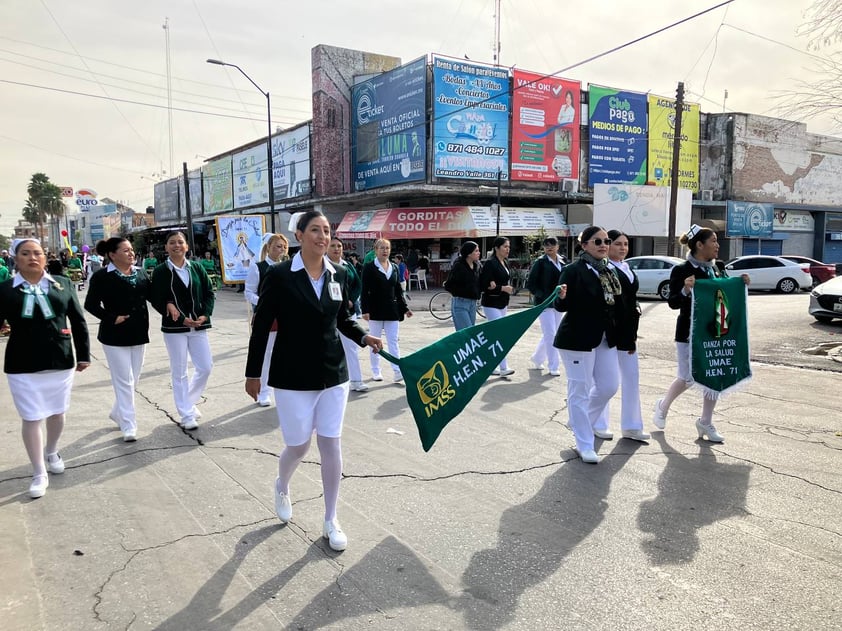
[[328, 281, 342, 301]]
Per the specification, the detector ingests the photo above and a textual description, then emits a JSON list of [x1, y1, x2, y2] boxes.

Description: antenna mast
[[163, 17, 174, 177], [493, 0, 501, 65]]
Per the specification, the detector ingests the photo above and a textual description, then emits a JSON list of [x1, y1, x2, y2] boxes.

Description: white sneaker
[[274, 479, 292, 523], [323, 519, 348, 551], [393, 374, 404, 383], [593, 429, 614, 440], [180, 418, 198, 430], [696, 419, 724, 443], [350, 381, 369, 392], [499, 368, 515, 377], [548, 369, 561, 377], [529, 360, 545, 370], [257, 397, 272, 407], [575, 448, 600, 464], [29, 474, 49, 498], [371, 373, 384, 382], [621, 429, 651, 442], [46, 453, 65, 474], [122, 430, 137, 442], [652, 398, 667, 430], [491, 369, 501, 376]]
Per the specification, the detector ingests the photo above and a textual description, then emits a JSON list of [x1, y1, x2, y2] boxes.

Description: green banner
[[690, 277, 751, 397], [381, 289, 559, 451]]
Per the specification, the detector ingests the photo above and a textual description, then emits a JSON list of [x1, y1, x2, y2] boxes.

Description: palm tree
[[23, 173, 64, 247]]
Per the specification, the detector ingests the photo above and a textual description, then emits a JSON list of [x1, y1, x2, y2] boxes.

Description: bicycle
[[428, 291, 485, 321]]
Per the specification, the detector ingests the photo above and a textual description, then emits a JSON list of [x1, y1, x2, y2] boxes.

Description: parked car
[[624, 255, 685, 300], [724, 255, 812, 293], [781, 255, 836, 288], [809, 276, 842, 322]]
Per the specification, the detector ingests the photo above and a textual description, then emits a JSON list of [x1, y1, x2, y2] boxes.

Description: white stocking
[[317, 435, 342, 522], [276, 439, 311, 495], [22, 420, 46, 475]]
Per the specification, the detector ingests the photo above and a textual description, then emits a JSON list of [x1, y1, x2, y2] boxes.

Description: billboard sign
[[351, 57, 427, 191], [432, 56, 509, 181], [588, 85, 648, 185], [153, 178, 180, 222], [75, 188, 98, 210], [593, 183, 692, 237], [272, 123, 312, 200], [178, 169, 203, 218], [647, 95, 700, 190], [726, 201, 774, 238], [203, 156, 233, 214], [511, 70, 580, 182], [233, 143, 269, 209]]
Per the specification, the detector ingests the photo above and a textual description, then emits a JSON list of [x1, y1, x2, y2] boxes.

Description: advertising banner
[[203, 156, 233, 214], [214, 214, 265, 284], [178, 169, 203, 219], [432, 56, 509, 181], [272, 124, 312, 200], [511, 70, 580, 183], [773, 209, 814, 232], [588, 85, 648, 185], [593, 183, 692, 237], [647, 95, 700, 190], [233, 143, 269, 209], [154, 178, 180, 223], [352, 57, 427, 191], [726, 201, 774, 238]]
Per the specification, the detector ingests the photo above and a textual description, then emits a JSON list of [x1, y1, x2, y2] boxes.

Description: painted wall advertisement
[[647, 95, 700, 191], [203, 156, 233, 214], [233, 143, 269, 209], [588, 85, 648, 185], [432, 56, 510, 181], [726, 201, 774, 238], [272, 123, 312, 200], [154, 178, 180, 223], [215, 214, 265, 284], [510, 70, 580, 183], [352, 57, 427, 191]]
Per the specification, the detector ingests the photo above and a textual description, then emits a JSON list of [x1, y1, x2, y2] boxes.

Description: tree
[[22, 173, 64, 246], [798, 0, 842, 50]]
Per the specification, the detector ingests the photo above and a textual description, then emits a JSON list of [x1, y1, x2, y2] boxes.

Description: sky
[[0, 0, 837, 237]]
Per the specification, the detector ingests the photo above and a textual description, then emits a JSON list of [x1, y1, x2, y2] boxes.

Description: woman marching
[[245, 210, 382, 551], [446, 241, 482, 331], [652, 225, 750, 442], [244, 233, 289, 407], [328, 237, 369, 392], [0, 238, 90, 498], [553, 226, 621, 464], [526, 236, 566, 376], [479, 236, 516, 377], [361, 238, 411, 383], [593, 230, 651, 442], [150, 231, 215, 431], [84, 238, 150, 442]]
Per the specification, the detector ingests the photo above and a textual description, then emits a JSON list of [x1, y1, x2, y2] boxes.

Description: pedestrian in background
[[245, 210, 383, 551], [84, 238, 150, 442], [480, 236, 516, 377], [446, 241, 482, 330], [328, 237, 368, 392], [150, 231, 214, 431], [0, 238, 90, 498], [527, 236, 565, 376]]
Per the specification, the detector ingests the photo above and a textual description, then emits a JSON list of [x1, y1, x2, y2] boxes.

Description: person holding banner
[[244, 233, 289, 406], [328, 237, 368, 393], [593, 230, 650, 442], [245, 210, 383, 552], [553, 226, 621, 464], [361, 238, 411, 383], [446, 241, 482, 331], [652, 225, 749, 442], [527, 236, 565, 376], [480, 236, 516, 377]]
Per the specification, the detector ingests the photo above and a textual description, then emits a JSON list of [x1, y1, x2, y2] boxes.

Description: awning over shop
[[335, 207, 569, 239]]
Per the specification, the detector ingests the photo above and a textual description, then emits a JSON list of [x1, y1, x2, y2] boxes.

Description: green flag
[[380, 289, 559, 452], [690, 277, 751, 398]]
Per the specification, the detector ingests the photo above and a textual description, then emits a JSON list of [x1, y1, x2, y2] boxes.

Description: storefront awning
[[336, 207, 569, 240]]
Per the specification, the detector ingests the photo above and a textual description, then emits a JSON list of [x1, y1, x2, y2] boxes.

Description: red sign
[[511, 70, 581, 183], [60, 186, 73, 197]]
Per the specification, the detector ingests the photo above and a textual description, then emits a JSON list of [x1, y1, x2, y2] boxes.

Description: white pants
[[258, 331, 277, 403], [483, 306, 510, 370], [369, 319, 401, 379], [561, 338, 619, 452], [595, 349, 643, 432], [340, 331, 363, 383], [163, 330, 213, 424], [532, 308, 563, 371], [102, 344, 146, 433]]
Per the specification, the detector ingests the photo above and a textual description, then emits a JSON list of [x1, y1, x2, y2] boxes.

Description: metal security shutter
[[742, 240, 782, 256]]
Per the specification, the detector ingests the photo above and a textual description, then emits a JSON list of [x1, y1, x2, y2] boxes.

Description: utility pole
[[183, 162, 195, 255], [667, 81, 685, 257]]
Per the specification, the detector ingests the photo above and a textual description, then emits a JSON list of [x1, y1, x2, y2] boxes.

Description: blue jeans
[[451, 297, 477, 331]]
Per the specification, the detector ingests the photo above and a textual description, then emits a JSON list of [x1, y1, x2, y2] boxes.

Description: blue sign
[[432, 56, 510, 181], [588, 85, 648, 185], [726, 201, 774, 238], [351, 57, 427, 191]]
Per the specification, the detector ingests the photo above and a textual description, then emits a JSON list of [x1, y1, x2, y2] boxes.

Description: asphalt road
[[1, 286, 839, 630]]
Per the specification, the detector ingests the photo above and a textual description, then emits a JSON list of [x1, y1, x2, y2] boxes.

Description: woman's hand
[[684, 276, 696, 293], [488, 280, 497, 290], [76, 361, 90, 372], [362, 313, 370, 321], [558, 284, 567, 300], [166, 304, 180, 321], [245, 377, 261, 401], [405, 310, 413, 319], [501, 284, 514, 295], [114, 315, 130, 325], [741, 273, 751, 286], [363, 335, 383, 352]]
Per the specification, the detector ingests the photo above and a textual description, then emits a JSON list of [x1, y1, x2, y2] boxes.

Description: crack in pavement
[[136, 388, 206, 445]]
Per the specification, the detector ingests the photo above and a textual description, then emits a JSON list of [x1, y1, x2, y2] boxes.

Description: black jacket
[[479, 256, 512, 309], [0, 275, 90, 373], [526, 254, 565, 304], [668, 260, 726, 343], [246, 259, 368, 390], [360, 261, 409, 321], [150, 261, 215, 333], [84, 267, 151, 346], [609, 262, 641, 351], [553, 259, 618, 351], [445, 258, 481, 300]]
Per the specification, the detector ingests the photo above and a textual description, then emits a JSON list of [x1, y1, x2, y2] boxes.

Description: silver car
[[724, 255, 812, 293], [625, 256, 685, 300]]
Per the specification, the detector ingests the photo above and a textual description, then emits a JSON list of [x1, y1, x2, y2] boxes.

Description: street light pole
[[206, 59, 276, 233], [496, 169, 502, 237]]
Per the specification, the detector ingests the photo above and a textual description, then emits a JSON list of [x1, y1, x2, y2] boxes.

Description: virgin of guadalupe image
[[234, 232, 255, 268]]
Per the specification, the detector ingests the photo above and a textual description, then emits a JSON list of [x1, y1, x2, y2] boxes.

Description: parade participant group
[[0, 220, 750, 551]]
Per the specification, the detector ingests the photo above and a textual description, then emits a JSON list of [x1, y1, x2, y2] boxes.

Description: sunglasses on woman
[[585, 238, 612, 246]]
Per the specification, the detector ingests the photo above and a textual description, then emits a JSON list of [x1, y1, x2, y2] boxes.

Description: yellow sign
[[647, 95, 699, 191]]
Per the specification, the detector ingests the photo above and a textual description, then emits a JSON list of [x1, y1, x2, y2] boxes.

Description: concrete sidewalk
[[1, 288, 839, 630]]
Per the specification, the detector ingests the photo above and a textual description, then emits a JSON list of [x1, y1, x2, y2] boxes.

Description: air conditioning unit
[[562, 179, 579, 193], [700, 189, 714, 201]]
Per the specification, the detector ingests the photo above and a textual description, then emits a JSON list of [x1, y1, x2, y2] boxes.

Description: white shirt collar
[[290, 252, 336, 276], [167, 258, 189, 271], [13, 271, 56, 289]]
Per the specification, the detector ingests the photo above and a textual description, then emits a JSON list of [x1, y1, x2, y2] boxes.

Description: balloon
[[81, 245, 90, 253], [61, 230, 68, 237], [71, 246, 78, 253]]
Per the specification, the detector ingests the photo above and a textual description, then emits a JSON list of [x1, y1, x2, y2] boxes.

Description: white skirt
[[7, 369, 74, 421]]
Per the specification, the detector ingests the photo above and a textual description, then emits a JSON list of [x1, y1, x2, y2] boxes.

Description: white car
[[625, 256, 685, 300], [724, 255, 812, 293]]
